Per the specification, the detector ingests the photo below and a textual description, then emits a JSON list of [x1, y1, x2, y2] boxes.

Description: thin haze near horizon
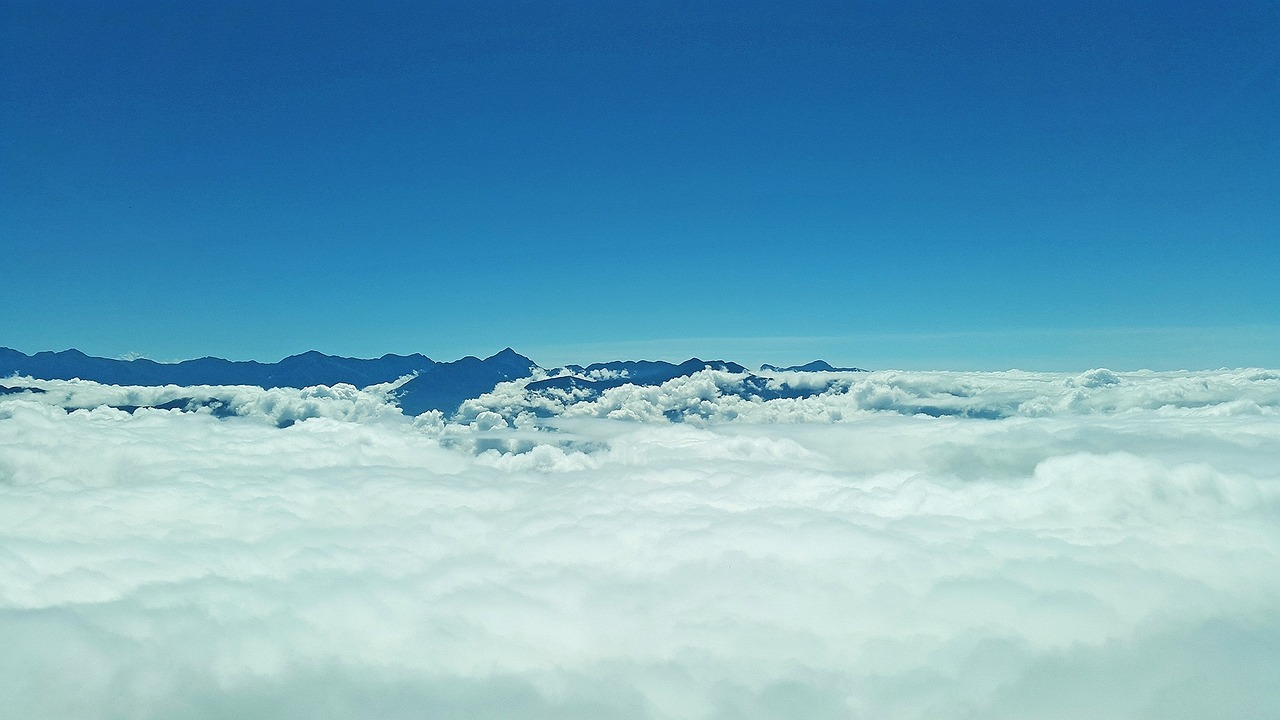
[[3, 1, 1278, 370]]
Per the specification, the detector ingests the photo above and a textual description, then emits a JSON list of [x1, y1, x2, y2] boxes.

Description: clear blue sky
[[3, 1, 1277, 369]]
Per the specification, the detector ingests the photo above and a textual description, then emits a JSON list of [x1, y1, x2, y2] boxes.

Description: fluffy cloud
[[2, 370, 1278, 718], [0, 374, 410, 428], [458, 367, 1280, 426]]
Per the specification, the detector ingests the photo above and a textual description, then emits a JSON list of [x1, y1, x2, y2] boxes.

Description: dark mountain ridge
[[394, 348, 540, 416], [528, 358, 748, 395], [760, 360, 868, 372], [0, 346, 436, 388], [2, 347, 866, 416]]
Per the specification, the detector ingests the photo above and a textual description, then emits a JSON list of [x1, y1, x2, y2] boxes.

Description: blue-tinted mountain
[[466, 358, 848, 423], [0, 347, 437, 388], [0, 383, 45, 396], [760, 360, 868, 372], [0, 345, 546, 417], [394, 348, 540, 415], [2, 346, 869, 418], [528, 359, 748, 394]]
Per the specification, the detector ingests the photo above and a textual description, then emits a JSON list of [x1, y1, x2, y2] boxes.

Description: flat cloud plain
[[2, 368, 1279, 719]]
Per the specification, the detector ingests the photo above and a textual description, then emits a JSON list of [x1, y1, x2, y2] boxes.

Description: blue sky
[[2, 1, 1277, 369]]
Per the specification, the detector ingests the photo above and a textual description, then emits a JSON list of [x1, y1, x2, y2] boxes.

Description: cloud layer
[[2, 369, 1279, 719]]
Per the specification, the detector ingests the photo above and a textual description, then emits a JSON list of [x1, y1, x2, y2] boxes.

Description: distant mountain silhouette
[[2, 347, 867, 417], [394, 348, 540, 415], [760, 360, 868, 372], [528, 358, 748, 394], [0, 383, 45, 396], [0, 346, 544, 417], [0, 346, 436, 387], [508, 357, 838, 417]]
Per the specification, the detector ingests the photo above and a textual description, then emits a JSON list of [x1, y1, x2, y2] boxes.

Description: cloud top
[[2, 368, 1278, 718]]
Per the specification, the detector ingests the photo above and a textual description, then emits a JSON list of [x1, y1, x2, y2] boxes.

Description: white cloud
[[458, 366, 1280, 426], [0, 374, 412, 428], [1, 370, 1279, 718]]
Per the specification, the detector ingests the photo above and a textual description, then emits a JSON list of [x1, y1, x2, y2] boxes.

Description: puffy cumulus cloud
[[1, 370, 1279, 719], [0, 375, 410, 427], [459, 367, 1280, 426]]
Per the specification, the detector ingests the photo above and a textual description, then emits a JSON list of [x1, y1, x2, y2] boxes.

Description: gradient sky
[[3, 1, 1278, 369]]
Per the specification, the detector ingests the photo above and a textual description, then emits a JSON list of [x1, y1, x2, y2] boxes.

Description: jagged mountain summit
[[528, 358, 748, 395], [0, 346, 541, 415], [1, 347, 867, 416], [0, 346, 437, 388], [760, 360, 868, 372], [394, 348, 540, 416]]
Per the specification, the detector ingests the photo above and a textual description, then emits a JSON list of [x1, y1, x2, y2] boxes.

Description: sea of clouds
[[2, 368, 1279, 719]]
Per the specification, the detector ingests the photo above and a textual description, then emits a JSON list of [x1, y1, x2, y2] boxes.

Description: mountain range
[[0, 347, 866, 416], [759, 360, 868, 372]]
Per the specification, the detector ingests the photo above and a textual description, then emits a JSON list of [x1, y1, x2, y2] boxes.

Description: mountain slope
[[2, 347, 868, 418], [759, 360, 868, 372], [0, 347, 437, 388], [394, 348, 540, 415]]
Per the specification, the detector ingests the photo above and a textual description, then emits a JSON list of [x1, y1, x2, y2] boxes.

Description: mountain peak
[[761, 360, 868, 372], [485, 347, 534, 364]]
